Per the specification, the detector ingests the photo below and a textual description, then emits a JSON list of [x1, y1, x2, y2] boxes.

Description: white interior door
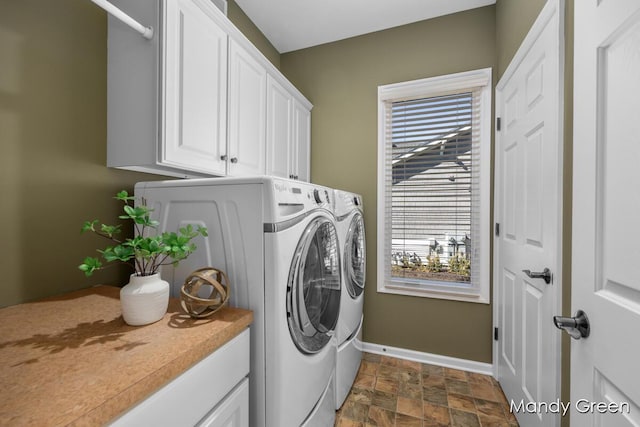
[[494, 1, 563, 426], [572, 0, 640, 424]]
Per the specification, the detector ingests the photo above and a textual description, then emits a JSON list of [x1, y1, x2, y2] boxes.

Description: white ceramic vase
[[120, 273, 170, 326]]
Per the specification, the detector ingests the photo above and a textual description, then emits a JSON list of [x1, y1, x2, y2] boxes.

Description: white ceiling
[[233, 0, 496, 53]]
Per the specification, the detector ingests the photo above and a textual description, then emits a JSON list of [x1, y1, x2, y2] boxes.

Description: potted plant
[[79, 190, 207, 326]]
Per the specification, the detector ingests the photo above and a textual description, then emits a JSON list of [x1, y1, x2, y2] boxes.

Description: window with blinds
[[377, 69, 491, 303]]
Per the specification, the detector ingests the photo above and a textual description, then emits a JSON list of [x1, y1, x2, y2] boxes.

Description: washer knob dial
[[313, 189, 323, 204]]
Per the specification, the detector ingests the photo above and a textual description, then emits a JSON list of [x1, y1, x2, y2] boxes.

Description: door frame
[[492, 0, 565, 415]]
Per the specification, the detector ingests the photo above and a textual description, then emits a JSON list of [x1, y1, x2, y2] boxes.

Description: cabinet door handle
[[220, 154, 228, 161], [230, 157, 238, 164]]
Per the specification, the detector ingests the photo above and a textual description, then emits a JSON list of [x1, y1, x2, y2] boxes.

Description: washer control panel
[[312, 188, 331, 206], [270, 178, 334, 216]]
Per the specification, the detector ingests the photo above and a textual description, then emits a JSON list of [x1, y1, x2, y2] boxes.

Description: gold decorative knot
[[180, 267, 230, 318]]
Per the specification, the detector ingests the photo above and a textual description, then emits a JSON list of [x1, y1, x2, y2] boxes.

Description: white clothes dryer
[[135, 177, 340, 427], [333, 189, 366, 409]]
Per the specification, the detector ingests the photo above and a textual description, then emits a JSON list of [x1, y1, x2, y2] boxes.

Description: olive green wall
[[496, 2, 574, 425], [0, 0, 277, 308], [561, 3, 574, 425], [281, 6, 496, 363], [227, 0, 280, 68], [495, 0, 547, 78], [0, 0, 162, 307]]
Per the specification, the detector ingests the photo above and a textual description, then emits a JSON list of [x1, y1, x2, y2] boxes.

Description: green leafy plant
[[79, 190, 207, 277]]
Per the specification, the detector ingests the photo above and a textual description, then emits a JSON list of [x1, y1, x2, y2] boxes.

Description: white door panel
[[266, 76, 291, 179], [292, 100, 311, 181], [494, 1, 563, 426], [163, 0, 228, 174], [228, 40, 266, 177], [572, 0, 640, 424]]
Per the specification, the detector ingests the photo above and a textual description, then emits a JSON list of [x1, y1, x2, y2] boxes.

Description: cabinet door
[[197, 378, 249, 427], [163, 0, 228, 175], [292, 100, 310, 182], [227, 40, 266, 176], [110, 330, 250, 427], [265, 75, 291, 179]]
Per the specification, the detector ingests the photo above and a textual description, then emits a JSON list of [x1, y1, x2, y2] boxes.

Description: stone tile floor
[[335, 352, 519, 427]]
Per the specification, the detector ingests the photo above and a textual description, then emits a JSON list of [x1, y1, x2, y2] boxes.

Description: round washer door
[[345, 212, 366, 298], [287, 216, 341, 354]]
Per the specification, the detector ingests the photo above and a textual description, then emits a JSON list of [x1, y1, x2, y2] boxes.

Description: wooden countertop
[[0, 285, 253, 426]]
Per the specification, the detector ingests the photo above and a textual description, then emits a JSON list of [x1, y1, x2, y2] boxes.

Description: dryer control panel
[[334, 189, 363, 218]]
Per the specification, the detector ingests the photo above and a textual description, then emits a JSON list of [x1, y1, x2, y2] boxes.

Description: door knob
[[230, 157, 238, 163], [553, 310, 590, 340], [220, 154, 228, 161], [522, 267, 552, 284]]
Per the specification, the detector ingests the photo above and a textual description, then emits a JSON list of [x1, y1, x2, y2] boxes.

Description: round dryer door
[[345, 212, 366, 298], [287, 216, 341, 354]]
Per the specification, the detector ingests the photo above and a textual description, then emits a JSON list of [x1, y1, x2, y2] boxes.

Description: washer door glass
[[345, 212, 366, 298], [287, 216, 341, 354]]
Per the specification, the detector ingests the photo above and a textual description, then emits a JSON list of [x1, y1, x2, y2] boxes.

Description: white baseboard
[[360, 341, 493, 376]]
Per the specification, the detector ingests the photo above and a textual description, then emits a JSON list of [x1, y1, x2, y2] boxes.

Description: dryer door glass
[[345, 212, 366, 298], [287, 216, 341, 354]]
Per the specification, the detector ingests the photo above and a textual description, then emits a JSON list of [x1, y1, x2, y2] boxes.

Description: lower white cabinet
[[197, 378, 249, 427], [109, 329, 250, 427]]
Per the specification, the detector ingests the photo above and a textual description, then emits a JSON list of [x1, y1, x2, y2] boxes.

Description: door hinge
[[494, 327, 499, 341], [495, 223, 500, 236], [496, 117, 501, 131]]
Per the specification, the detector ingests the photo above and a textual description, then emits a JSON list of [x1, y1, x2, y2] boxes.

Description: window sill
[[378, 280, 490, 304]]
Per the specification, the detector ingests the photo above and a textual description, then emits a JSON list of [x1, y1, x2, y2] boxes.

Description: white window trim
[[376, 68, 492, 304]]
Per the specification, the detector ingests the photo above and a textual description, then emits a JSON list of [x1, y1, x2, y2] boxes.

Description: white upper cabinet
[[292, 100, 310, 182], [107, 0, 311, 179], [266, 75, 292, 179], [227, 39, 266, 176], [266, 76, 311, 181], [163, 0, 228, 175]]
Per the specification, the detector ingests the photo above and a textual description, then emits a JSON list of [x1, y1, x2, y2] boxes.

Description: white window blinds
[[382, 88, 482, 289]]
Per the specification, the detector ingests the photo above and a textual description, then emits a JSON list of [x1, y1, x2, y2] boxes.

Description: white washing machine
[[333, 189, 366, 409], [135, 177, 340, 427]]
